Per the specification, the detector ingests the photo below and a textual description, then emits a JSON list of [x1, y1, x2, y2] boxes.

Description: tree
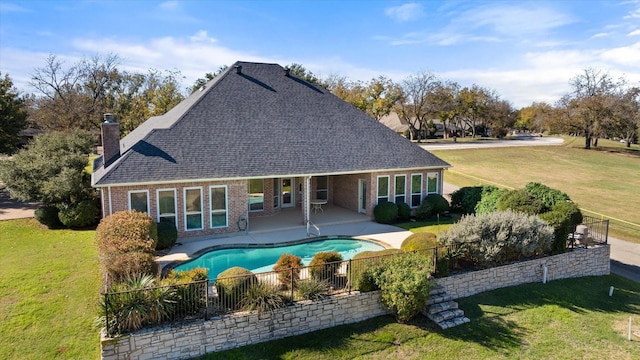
[[189, 65, 228, 94], [610, 87, 639, 147], [396, 72, 440, 142], [431, 81, 459, 138], [516, 102, 553, 133], [287, 63, 327, 88], [455, 85, 494, 138], [0, 73, 28, 154], [29, 54, 121, 131], [563, 68, 621, 149], [0, 131, 95, 222]]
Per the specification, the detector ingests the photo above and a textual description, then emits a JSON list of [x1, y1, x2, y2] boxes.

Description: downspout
[[107, 186, 113, 216]]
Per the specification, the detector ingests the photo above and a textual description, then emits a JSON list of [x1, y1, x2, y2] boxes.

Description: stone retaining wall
[[437, 245, 610, 299], [101, 245, 610, 360]]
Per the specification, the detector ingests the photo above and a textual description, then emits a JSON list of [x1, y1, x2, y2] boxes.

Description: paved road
[[420, 135, 564, 151], [0, 188, 39, 220]]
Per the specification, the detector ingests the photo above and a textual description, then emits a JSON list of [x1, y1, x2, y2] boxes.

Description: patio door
[[358, 179, 367, 214], [281, 178, 294, 208]]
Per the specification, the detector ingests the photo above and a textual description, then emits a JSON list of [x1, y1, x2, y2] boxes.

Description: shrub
[[57, 199, 97, 228], [98, 274, 176, 336], [475, 187, 509, 214], [371, 252, 434, 323], [539, 202, 583, 254], [106, 251, 157, 284], [309, 251, 343, 281], [273, 253, 303, 289], [439, 210, 555, 268], [524, 182, 570, 212], [400, 232, 438, 252], [240, 283, 286, 315], [156, 221, 178, 250], [95, 211, 158, 286], [162, 268, 208, 317], [373, 201, 398, 224], [496, 189, 545, 215], [215, 267, 257, 311], [416, 194, 449, 220], [349, 249, 402, 292], [397, 202, 411, 221], [450, 186, 488, 214], [34, 205, 63, 229], [296, 278, 330, 300]]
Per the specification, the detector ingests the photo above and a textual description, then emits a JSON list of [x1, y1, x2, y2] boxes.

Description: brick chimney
[[101, 113, 120, 167]]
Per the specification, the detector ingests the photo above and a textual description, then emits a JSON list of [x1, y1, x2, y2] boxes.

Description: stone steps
[[423, 285, 470, 329]]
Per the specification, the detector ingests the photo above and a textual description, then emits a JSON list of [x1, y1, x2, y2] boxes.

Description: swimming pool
[[172, 238, 386, 279]]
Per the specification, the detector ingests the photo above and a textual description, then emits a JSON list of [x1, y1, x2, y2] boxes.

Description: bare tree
[[395, 72, 440, 142]]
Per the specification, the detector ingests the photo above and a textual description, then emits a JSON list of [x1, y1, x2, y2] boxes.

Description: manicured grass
[[198, 275, 640, 359], [0, 219, 100, 359], [432, 137, 640, 243], [396, 213, 461, 236]]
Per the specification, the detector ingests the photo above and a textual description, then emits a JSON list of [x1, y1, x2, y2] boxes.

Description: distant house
[[379, 112, 409, 135], [92, 62, 450, 239]]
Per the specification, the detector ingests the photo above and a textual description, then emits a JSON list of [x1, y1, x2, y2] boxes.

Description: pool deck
[[157, 205, 413, 269]]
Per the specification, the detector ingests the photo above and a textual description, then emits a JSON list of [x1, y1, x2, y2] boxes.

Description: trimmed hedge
[[309, 251, 343, 281], [350, 249, 403, 292], [273, 253, 303, 289], [475, 187, 509, 214], [156, 221, 178, 250], [496, 189, 545, 215], [95, 211, 158, 286], [400, 232, 438, 252], [450, 186, 488, 214], [524, 182, 570, 212], [57, 199, 97, 228], [416, 194, 450, 220], [373, 201, 398, 224], [215, 267, 257, 311], [397, 202, 411, 221], [34, 205, 63, 229]]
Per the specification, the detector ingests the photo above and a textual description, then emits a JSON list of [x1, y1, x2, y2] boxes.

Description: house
[[92, 62, 450, 239]]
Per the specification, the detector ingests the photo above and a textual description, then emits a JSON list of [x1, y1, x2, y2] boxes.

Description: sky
[[1, 0, 639, 109]]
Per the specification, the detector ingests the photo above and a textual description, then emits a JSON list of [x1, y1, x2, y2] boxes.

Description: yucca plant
[[239, 283, 286, 316], [295, 277, 329, 301]]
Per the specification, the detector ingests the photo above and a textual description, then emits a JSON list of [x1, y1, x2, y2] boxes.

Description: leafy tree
[[431, 81, 460, 138], [395, 72, 440, 142], [610, 87, 639, 147], [0, 130, 95, 207], [0, 72, 29, 154], [287, 63, 327, 88], [189, 65, 229, 94]]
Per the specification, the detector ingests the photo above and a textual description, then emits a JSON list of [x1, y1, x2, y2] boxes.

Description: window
[[249, 179, 264, 211], [395, 175, 406, 204], [184, 187, 203, 231], [427, 172, 439, 194], [411, 173, 422, 208], [377, 176, 389, 204], [157, 189, 176, 225], [273, 178, 279, 208], [210, 186, 228, 228], [315, 176, 328, 200], [128, 190, 149, 213]]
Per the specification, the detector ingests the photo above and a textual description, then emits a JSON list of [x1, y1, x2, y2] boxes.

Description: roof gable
[[93, 61, 449, 186]]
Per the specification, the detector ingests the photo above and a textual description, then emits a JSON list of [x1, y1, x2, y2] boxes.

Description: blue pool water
[[172, 238, 386, 279]]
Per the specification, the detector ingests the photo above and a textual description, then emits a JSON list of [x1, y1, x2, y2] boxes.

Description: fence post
[[204, 280, 209, 321], [348, 259, 352, 294], [104, 293, 109, 337], [433, 247, 438, 274], [290, 268, 294, 303]]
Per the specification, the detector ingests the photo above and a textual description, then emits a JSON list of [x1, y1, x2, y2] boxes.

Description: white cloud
[[384, 3, 425, 22], [459, 4, 575, 36], [0, 2, 29, 13], [590, 32, 611, 39], [629, 29, 640, 36]]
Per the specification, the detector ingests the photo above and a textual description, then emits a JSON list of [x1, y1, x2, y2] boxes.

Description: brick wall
[[101, 245, 609, 360]]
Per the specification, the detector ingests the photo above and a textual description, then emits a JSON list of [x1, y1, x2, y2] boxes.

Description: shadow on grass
[[440, 275, 640, 349]]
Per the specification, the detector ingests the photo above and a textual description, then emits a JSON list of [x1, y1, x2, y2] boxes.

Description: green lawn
[[432, 137, 640, 243], [0, 219, 100, 359], [199, 275, 640, 359]]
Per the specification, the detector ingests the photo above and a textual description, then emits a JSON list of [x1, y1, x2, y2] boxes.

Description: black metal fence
[[568, 216, 609, 248], [103, 219, 611, 336]]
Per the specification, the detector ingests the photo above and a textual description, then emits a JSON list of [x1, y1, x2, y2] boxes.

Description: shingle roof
[[92, 61, 450, 186]]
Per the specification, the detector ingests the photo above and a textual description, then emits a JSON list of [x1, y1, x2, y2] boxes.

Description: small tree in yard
[[0, 130, 97, 227]]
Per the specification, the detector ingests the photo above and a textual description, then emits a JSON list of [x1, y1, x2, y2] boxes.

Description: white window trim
[[209, 185, 228, 229], [411, 173, 423, 208], [156, 188, 177, 224], [427, 172, 439, 194], [184, 187, 203, 231], [394, 174, 406, 203], [128, 190, 149, 213], [376, 175, 390, 204]]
